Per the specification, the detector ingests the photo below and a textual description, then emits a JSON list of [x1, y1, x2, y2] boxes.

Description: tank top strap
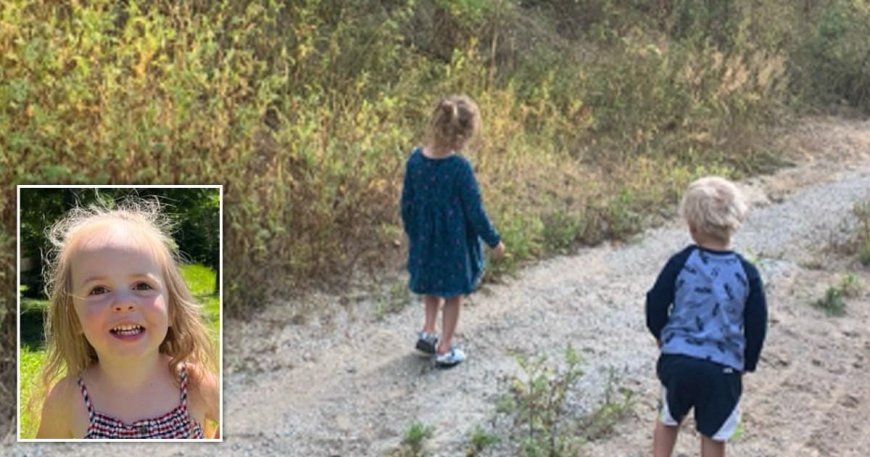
[[178, 364, 190, 408], [76, 375, 96, 423]]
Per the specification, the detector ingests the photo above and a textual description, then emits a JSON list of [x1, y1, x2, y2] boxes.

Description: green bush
[[792, 0, 870, 112], [0, 0, 796, 315]]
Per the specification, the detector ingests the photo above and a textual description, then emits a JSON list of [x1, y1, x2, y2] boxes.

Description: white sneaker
[[435, 347, 466, 367]]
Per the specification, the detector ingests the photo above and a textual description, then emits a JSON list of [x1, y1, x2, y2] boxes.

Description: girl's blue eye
[[89, 286, 109, 296]]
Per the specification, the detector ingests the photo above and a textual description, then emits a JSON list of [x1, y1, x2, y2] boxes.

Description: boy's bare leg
[[701, 435, 725, 457], [422, 295, 441, 334], [437, 295, 462, 354], [653, 420, 678, 457]]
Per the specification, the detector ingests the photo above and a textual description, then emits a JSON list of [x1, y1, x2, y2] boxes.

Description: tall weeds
[[2, 0, 869, 436]]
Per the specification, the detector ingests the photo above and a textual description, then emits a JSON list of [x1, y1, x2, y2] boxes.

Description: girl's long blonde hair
[[34, 198, 217, 411]]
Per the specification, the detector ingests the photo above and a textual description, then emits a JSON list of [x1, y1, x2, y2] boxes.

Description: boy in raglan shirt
[[646, 176, 768, 457]]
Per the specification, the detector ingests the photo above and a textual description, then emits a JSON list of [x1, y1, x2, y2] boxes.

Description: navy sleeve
[[741, 260, 768, 372], [400, 155, 414, 235], [458, 158, 500, 247], [646, 246, 694, 340]]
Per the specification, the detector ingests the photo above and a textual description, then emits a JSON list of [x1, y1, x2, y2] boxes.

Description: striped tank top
[[77, 365, 205, 439]]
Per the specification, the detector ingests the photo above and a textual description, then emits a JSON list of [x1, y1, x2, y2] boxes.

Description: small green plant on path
[[576, 367, 635, 441], [466, 425, 500, 457], [838, 273, 863, 298], [499, 345, 585, 457], [490, 345, 637, 456], [816, 286, 846, 316], [815, 272, 864, 317], [386, 421, 435, 457]]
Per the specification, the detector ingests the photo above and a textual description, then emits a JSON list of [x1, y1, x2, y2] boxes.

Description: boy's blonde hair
[[36, 198, 216, 408], [680, 176, 747, 242], [426, 95, 480, 151]]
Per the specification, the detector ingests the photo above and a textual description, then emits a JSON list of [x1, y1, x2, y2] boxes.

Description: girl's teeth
[[112, 325, 143, 335]]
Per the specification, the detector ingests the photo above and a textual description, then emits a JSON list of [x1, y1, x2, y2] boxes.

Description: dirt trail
[[4, 116, 870, 456]]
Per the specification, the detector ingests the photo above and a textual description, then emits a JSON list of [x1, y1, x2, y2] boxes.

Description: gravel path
[[5, 116, 870, 456]]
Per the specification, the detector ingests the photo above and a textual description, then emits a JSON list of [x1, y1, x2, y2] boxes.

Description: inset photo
[[17, 186, 222, 441]]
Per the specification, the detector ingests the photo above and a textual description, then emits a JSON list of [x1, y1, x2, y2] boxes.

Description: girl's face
[[69, 222, 170, 363]]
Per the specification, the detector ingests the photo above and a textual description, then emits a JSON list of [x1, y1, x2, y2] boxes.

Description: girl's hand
[[492, 241, 506, 260]]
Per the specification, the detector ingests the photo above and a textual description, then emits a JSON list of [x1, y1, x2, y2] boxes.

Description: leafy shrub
[[498, 346, 585, 456], [495, 347, 634, 456], [791, 0, 870, 112]]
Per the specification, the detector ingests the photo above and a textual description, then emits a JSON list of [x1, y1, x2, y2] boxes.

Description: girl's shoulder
[[454, 153, 473, 167], [448, 153, 475, 177], [42, 374, 78, 412], [38, 374, 86, 438]]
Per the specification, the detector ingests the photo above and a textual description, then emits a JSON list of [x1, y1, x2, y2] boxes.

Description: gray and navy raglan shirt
[[646, 245, 768, 372]]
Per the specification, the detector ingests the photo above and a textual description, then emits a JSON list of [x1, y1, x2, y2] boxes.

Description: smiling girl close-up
[[33, 198, 219, 440]]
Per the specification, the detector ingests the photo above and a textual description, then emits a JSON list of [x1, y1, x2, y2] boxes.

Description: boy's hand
[[492, 241, 506, 260]]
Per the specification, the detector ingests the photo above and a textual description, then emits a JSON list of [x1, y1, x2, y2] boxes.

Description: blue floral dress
[[400, 147, 501, 298]]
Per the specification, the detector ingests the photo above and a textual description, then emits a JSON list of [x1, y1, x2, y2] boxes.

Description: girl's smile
[[109, 323, 146, 340]]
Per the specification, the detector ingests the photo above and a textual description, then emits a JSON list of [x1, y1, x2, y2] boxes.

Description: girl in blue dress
[[400, 95, 506, 367]]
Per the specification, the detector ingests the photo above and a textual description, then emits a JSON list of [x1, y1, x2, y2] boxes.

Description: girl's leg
[[700, 436, 725, 457], [653, 420, 678, 457], [437, 295, 462, 354], [422, 295, 441, 334]]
